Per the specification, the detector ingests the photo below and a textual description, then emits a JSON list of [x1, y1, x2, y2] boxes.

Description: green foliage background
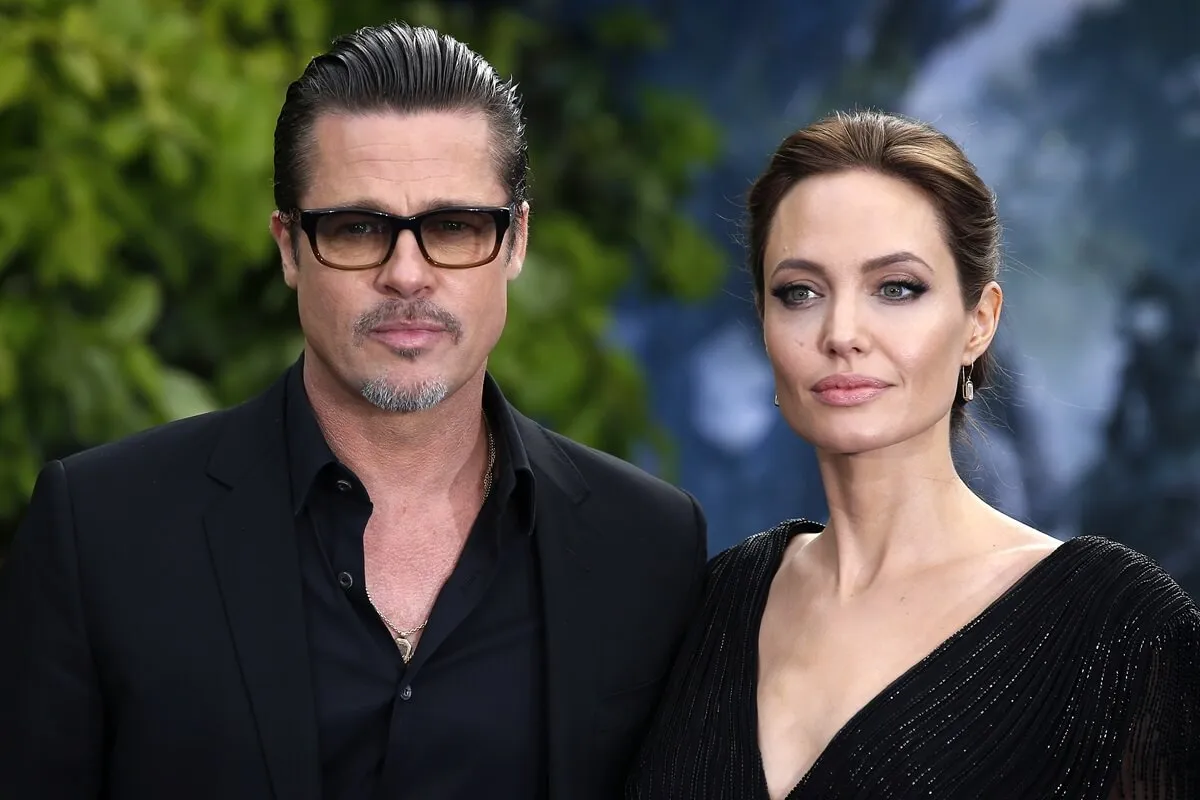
[[0, 0, 727, 552]]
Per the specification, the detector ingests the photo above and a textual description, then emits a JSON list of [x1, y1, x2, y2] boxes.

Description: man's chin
[[358, 376, 450, 414]]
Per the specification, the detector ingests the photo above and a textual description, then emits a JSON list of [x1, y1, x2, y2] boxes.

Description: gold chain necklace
[[364, 419, 496, 664]]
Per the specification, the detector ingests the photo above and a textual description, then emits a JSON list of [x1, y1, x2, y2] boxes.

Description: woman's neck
[[812, 425, 991, 595]]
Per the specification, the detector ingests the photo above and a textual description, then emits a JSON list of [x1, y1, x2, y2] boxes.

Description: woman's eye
[[879, 280, 927, 300], [771, 284, 817, 306]]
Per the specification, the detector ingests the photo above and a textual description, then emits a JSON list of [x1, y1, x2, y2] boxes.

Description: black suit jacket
[[0, 371, 707, 800]]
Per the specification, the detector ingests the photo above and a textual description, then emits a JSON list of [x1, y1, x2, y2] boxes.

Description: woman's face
[[762, 168, 1000, 456]]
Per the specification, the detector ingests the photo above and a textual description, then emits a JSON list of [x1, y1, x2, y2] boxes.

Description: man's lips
[[369, 322, 447, 348], [372, 323, 446, 333]]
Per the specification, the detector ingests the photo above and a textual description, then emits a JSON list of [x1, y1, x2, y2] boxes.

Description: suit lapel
[[516, 415, 605, 799], [202, 376, 320, 800]]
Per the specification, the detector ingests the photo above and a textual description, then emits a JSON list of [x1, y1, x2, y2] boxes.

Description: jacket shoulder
[[529, 421, 698, 513], [515, 415, 706, 563], [61, 408, 232, 476], [58, 371, 285, 485]]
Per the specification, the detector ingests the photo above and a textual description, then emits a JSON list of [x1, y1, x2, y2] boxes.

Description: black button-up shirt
[[284, 363, 546, 799]]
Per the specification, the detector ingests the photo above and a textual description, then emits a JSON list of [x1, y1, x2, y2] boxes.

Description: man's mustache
[[352, 299, 463, 344]]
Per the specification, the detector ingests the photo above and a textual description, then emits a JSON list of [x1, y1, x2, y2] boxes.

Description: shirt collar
[[284, 358, 338, 515]]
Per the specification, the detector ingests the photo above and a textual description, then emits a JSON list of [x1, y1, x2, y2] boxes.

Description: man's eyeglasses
[[287, 205, 513, 270]]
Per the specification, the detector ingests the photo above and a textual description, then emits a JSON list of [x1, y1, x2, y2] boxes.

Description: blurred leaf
[[0, 48, 31, 110], [105, 276, 162, 343], [161, 367, 220, 420], [0, 339, 16, 401], [56, 50, 105, 99], [100, 113, 150, 161], [122, 342, 163, 401], [152, 138, 192, 186], [654, 216, 727, 300], [594, 7, 666, 49]]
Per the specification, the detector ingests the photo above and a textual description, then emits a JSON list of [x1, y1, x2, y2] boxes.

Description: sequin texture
[[626, 521, 1200, 799]]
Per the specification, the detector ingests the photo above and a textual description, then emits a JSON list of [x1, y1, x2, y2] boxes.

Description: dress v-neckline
[[748, 528, 1082, 800]]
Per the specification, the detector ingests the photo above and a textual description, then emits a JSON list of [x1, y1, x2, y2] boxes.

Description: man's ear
[[270, 211, 300, 289], [505, 201, 530, 281]]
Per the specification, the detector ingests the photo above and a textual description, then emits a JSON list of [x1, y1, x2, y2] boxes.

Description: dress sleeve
[[1108, 608, 1200, 799]]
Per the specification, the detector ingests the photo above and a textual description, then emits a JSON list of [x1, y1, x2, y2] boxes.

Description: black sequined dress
[[627, 521, 1200, 800]]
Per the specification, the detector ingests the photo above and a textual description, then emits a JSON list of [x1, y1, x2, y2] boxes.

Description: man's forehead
[[310, 109, 492, 154], [303, 110, 505, 209]]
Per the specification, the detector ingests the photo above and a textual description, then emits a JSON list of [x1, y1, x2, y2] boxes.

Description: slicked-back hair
[[746, 110, 1002, 434], [273, 21, 528, 215]]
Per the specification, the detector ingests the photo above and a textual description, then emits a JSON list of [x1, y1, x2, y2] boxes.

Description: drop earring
[[773, 394, 780, 407], [961, 364, 975, 402]]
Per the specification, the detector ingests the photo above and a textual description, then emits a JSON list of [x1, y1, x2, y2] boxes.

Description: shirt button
[[335, 478, 353, 493], [337, 572, 353, 590], [400, 686, 413, 701]]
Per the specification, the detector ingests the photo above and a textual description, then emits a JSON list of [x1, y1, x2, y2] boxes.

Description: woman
[[627, 111, 1200, 799]]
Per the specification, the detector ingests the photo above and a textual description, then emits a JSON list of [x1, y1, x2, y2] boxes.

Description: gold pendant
[[395, 634, 414, 664]]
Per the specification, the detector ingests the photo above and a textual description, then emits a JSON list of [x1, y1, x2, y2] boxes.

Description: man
[[0, 22, 707, 800]]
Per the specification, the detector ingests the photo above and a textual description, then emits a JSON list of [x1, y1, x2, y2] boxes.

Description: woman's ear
[[965, 281, 1003, 362]]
